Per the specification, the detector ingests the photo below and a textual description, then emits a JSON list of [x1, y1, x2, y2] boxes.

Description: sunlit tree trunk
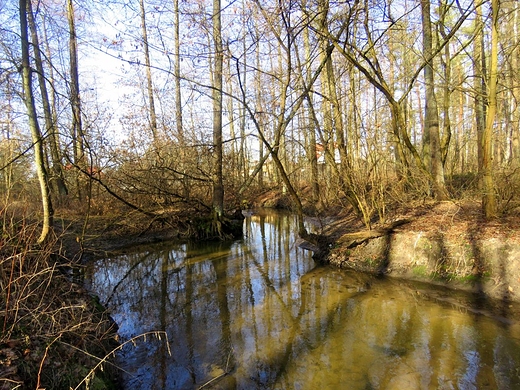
[[317, 0, 335, 177], [67, 0, 85, 200], [27, 0, 68, 199], [2, 83, 15, 204], [239, 11, 248, 183], [421, 0, 449, 200], [438, 0, 452, 166], [255, 41, 264, 188], [171, 0, 190, 198], [474, 2, 486, 176], [482, 0, 499, 217], [225, 47, 239, 183], [212, 0, 224, 217], [302, 6, 319, 204], [42, 16, 63, 172], [173, 0, 183, 143], [506, 3, 520, 165], [139, 0, 158, 141], [19, 0, 53, 244]]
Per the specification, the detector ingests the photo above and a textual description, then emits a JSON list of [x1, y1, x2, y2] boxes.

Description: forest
[[1, 0, 519, 387], [1, 0, 519, 239]]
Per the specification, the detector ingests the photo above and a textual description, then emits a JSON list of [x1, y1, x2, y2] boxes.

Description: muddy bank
[[317, 201, 520, 303]]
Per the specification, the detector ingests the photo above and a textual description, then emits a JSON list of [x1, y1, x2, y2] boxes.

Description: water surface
[[86, 210, 520, 389]]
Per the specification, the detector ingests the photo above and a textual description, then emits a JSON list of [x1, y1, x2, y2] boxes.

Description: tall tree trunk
[[27, 0, 68, 199], [255, 41, 264, 188], [421, 0, 449, 200], [19, 0, 53, 244], [507, 4, 519, 164], [303, 6, 319, 204], [225, 49, 238, 179], [173, 0, 183, 143], [212, 0, 224, 217], [438, 0, 452, 166], [67, 0, 85, 200], [139, 0, 158, 141], [3, 83, 15, 204], [42, 16, 63, 172], [239, 10, 248, 183], [474, 2, 486, 176], [482, 0, 499, 217], [172, 0, 189, 198]]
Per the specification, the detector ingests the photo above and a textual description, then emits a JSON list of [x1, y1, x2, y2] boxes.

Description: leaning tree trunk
[[19, 0, 53, 244]]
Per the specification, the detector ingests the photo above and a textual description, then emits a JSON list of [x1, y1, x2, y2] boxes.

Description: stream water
[[85, 210, 520, 389]]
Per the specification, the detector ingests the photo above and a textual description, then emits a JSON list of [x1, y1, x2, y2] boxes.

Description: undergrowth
[[1, 211, 119, 389]]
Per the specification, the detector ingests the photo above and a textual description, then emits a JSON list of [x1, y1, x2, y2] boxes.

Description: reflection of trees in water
[[88, 212, 520, 389]]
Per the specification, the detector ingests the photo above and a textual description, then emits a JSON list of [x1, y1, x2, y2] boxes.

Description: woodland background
[[1, 0, 519, 240]]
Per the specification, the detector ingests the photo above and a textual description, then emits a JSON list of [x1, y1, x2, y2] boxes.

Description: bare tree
[[139, 0, 158, 141], [212, 0, 224, 218], [421, 0, 449, 200], [67, 0, 85, 199], [482, 0, 499, 217], [173, 0, 183, 144], [27, 0, 68, 199], [19, 0, 53, 243]]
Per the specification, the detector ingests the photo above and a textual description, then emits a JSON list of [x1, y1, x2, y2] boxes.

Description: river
[[85, 210, 520, 389]]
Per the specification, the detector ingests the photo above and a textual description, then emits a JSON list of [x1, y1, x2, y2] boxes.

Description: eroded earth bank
[[313, 201, 520, 303]]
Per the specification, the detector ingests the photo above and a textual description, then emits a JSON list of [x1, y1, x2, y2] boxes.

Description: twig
[[2, 254, 18, 335], [0, 378, 23, 389], [36, 334, 62, 390], [73, 331, 170, 390], [197, 348, 234, 389]]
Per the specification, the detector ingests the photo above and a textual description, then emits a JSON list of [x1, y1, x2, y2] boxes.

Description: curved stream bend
[[86, 210, 520, 390]]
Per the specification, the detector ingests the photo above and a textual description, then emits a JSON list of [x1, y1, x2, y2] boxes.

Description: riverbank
[[315, 200, 520, 303], [0, 228, 119, 389], [54, 208, 245, 263], [1, 207, 246, 389], [2, 198, 519, 388]]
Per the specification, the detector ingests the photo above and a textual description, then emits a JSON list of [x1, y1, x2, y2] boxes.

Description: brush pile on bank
[[1, 220, 118, 390]]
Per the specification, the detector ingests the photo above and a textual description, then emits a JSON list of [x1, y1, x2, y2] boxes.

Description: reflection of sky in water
[[86, 210, 520, 390]]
